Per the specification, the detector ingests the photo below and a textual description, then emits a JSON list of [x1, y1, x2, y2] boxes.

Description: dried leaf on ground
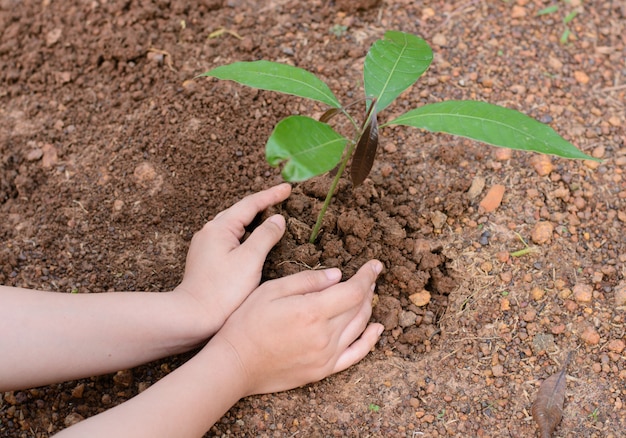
[[531, 352, 573, 438]]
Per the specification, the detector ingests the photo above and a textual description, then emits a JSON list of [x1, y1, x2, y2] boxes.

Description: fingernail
[[268, 214, 285, 229], [324, 268, 342, 282], [373, 261, 383, 275], [377, 325, 384, 336]]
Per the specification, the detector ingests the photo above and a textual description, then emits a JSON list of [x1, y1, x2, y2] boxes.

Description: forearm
[[54, 336, 246, 438], [0, 286, 214, 391]]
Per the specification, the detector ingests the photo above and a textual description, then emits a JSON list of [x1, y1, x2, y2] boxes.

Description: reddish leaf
[[350, 103, 379, 186], [531, 352, 573, 438], [319, 107, 341, 123]]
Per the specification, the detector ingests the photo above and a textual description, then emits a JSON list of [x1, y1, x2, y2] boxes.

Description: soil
[[1, 0, 625, 437]]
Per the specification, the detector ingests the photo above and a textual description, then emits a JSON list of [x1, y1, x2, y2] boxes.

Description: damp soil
[[1, 0, 625, 437]]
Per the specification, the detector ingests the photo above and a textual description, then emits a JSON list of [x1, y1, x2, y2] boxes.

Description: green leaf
[[387, 101, 597, 160], [563, 10, 578, 24], [364, 31, 433, 112], [537, 4, 559, 15], [266, 116, 348, 182], [199, 60, 341, 108]]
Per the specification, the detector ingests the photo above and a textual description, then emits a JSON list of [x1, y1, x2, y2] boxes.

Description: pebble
[[591, 145, 605, 159], [614, 281, 626, 306], [607, 339, 625, 354], [491, 364, 504, 377], [580, 326, 600, 345], [432, 33, 447, 47], [479, 184, 505, 212], [398, 310, 417, 328], [383, 143, 397, 153], [409, 290, 431, 307], [608, 116, 621, 127], [467, 175, 485, 200], [574, 71, 590, 85], [511, 5, 526, 18], [430, 210, 447, 229], [71, 383, 84, 399], [531, 221, 554, 244], [573, 283, 593, 303], [530, 154, 553, 176], [64, 413, 84, 427], [530, 287, 545, 301], [42, 143, 58, 168], [494, 148, 512, 160], [548, 56, 563, 71], [25, 148, 43, 161], [113, 369, 133, 387]]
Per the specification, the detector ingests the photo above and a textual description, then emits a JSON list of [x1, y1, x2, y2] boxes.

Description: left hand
[[174, 183, 291, 335]]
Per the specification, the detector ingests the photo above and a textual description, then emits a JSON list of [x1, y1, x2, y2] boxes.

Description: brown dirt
[[1, 0, 625, 437]]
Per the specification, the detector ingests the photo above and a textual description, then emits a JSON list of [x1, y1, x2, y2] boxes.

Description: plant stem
[[309, 139, 356, 243]]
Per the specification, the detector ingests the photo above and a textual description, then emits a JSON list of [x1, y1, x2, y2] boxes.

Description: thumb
[[238, 214, 286, 264]]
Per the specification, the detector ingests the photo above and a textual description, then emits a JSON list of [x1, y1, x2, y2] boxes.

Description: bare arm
[[0, 184, 292, 391], [54, 262, 384, 438]]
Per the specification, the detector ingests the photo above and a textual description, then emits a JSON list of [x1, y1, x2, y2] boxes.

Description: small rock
[[138, 381, 151, 393], [409, 290, 431, 307], [574, 71, 590, 85], [113, 369, 133, 388], [467, 175, 485, 200], [71, 383, 85, 399], [531, 221, 554, 244], [531, 287, 545, 301], [591, 145, 605, 159], [113, 199, 125, 212], [41, 143, 58, 168], [479, 184, 505, 212], [494, 148, 512, 160], [614, 281, 626, 306], [548, 56, 563, 71], [491, 364, 504, 377], [530, 154, 553, 176], [398, 310, 417, 328], [608, 116, 621, 127], [133, 162, 157, 184], [25, 148, 43, 161], [46, 28, 62, 46], [64, 413, 84, 427], [522, 308, 537, 322], [430, 210, 447, 229], [579, 326, 600, 345], [551, 324, 566, 335], [500, 298, 510, 311], [573, 283, 593, 303], [383, 143, 397, 153], [607, 339, 625, 353], [532, 333, 556, 354], [511, 5, 526, 18], [432, 33, 447, 47]]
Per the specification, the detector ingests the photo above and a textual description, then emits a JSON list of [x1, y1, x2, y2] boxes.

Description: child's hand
[[212, 260, 384, 396], [175, 183, 291, 335]]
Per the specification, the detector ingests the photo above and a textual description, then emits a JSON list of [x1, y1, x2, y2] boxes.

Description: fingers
[[237, 214, 286, 265], [261, 268, 343, 299], [314, 260, 382, 319], [332, 323, 384, 374], [212, 183, 292, 240]]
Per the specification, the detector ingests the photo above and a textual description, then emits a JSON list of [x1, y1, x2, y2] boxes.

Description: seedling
[[536, 1, 582, 44], [199, 31, 595, 243]]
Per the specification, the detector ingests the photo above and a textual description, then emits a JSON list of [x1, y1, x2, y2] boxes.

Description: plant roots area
[[1, 0, 624, 436]]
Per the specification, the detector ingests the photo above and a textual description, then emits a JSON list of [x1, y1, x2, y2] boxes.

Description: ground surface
[[1, 0, 625, 436]]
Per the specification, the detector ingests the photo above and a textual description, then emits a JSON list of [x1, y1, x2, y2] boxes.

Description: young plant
[[198, 31, 595, 243]]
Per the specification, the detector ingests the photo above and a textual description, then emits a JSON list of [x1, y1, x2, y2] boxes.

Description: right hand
[[212, 260, 384, 396]]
